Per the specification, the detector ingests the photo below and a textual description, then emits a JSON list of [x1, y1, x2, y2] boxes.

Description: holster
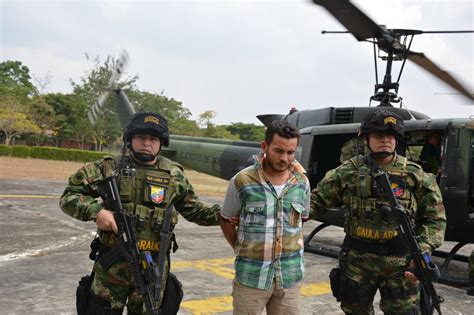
[[160, 272, 183, 315], [329, 267, 343, 301], [328, 267, 376, 305], [76, 273, 94, 315]]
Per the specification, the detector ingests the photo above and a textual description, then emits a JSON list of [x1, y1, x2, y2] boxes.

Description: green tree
[[24, 95, 58, 145], [198, 110, 216, 129], [0, 60, 37, 99], [0, 96, 41, 145], [127, 90, 199, 136], [43, 93, 91, 148], [173, 117, 202, 136], [198, 111, 239, 139], [226, 122, 265, 141], [205, 125, 239, 139]]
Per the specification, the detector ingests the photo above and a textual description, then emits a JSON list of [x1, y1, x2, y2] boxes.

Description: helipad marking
[[173, 257, 235, 279], [180, 282, 332, 314], [0, 194, 60, 199], [300, 281, 332, 296], [181, 296, 232, 315]]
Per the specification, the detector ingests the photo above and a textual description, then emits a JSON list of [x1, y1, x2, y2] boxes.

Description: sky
[[1, 0, 473, 125]]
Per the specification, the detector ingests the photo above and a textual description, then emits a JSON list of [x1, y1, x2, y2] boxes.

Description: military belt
[[96, 240, 161, 271], [342, 236, 408, 256]]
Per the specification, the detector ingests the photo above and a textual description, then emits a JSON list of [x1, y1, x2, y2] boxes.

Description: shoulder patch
[[83, 162, 103, 183], [70, 171, 86, 185]]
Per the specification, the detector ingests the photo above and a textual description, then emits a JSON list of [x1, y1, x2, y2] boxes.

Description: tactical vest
[[99, 155, 179, 252], [345, 155, 417, 243]]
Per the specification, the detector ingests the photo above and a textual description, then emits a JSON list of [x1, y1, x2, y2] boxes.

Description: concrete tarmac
[[0, 179, 473, 314]]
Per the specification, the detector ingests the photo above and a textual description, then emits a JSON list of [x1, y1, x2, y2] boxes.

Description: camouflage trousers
[[90, 257, 169, 313], [338, 249, 419, 315]]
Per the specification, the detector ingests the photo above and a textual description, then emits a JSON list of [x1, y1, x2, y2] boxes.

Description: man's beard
[[265, 153, 289, 172]]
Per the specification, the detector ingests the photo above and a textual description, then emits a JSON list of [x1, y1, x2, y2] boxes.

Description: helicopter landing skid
[[303, 222, 339, 259], [304, 224, 470, 287], [435, 242, 469, 287]]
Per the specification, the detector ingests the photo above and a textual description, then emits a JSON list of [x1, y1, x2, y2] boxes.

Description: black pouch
[[160, 272, 183, 315], [329, 267, 343, 301], [76, 273, 93, 315]]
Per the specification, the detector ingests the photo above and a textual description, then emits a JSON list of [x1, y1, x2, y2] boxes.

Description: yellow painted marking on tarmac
[[181, 295, 233, 315], [173, 257, 235, 279], [180, 281, 331, 314], [0, 194, 60, 199], [300, 281, 332, 297]]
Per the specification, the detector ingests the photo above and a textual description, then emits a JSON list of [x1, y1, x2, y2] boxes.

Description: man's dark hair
[[265, 120, 300, 144]]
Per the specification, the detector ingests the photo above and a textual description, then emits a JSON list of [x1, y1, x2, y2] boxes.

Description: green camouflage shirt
[[60, 155, 221, 249], [311, 154, 446, 253]]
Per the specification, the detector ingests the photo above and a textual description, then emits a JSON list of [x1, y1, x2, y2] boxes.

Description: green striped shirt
[[222, 156, 310, 290]]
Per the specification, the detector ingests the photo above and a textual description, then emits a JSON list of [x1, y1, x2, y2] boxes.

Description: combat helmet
[[124, 111, 170, 147], [359, 109, 404, 138], [359, 109, 404, 158]]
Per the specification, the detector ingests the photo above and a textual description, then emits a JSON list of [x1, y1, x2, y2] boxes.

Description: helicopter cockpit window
[[405, 131, 444, 179], [419, 132, 443, 175]]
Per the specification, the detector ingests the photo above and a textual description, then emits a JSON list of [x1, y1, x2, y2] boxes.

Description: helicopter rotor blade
[[87, 49, 130, 125], [312, 0, 384, 41], [108, 49, 130, 88], [87, 91, 109, 125], [407, 51, 474, 103], [313, 0, 404, 52]]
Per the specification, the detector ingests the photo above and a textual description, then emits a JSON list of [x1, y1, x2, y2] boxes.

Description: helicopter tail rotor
[[87, 49, 130, 125]]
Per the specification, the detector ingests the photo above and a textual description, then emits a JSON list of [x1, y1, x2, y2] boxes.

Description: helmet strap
[[130, 146, 158, 163], [372, 151, 394, 158]]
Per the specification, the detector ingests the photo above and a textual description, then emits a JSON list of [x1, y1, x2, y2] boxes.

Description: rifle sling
[[154, 200, 175, 304]]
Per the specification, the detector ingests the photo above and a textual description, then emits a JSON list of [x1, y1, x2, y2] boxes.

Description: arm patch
[[70, 171, 86, 185]]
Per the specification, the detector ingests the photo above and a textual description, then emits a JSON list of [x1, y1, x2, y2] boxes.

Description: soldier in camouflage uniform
[[311, 109, 446, 315], [60, 112, 221, 314]]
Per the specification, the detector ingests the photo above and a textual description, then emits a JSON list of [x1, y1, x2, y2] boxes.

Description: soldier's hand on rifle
[[96, 209, 118, 234], [404, 260, 418, 284]]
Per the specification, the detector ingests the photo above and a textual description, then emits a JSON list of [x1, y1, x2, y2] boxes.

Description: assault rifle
[[97, 176, 161, 315], [372, 168, 444, 315]]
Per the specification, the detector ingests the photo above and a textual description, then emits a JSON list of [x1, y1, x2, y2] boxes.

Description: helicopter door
[[307, 133, 356, 188], [440, 123, 473, 242]]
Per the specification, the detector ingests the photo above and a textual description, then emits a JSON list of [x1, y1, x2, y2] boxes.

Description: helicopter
[[88, 0, 473, 289]]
